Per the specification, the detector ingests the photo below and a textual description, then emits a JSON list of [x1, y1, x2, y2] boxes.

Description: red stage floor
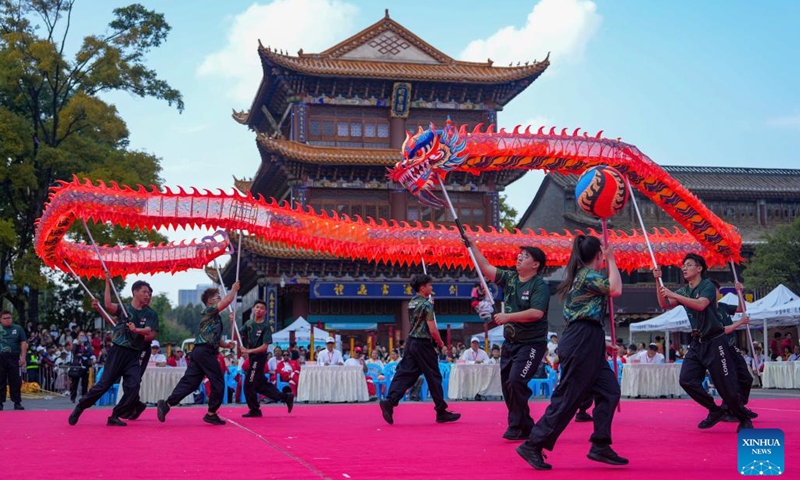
[[2, 398, 798, 479]]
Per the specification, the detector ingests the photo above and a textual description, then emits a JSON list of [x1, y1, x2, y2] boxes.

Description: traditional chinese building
[[222, 11, 549, 346], [518, 166, 800, 337]]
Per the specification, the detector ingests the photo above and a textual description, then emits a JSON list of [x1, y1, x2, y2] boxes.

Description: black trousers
[[166, 344, 224, 413], [500, 340, 546, 433], [528, 321, 620, 451], [0, 354, 23, 404], [77, 346, 141, 417], [386, 337, 447, 413], [69, 370, 90, 401], [119, 349, 150, 415], [244, 354, 283, 411], [578, 395, 593, 413], [679, 334, 749, 421], [732, 345, 753, 404]]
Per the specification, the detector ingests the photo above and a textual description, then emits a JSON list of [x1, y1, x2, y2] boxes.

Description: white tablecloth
[[296, 365, 369, 402], [620, 363, 683, 398], [447, 364, 502, 400], [139, 367, 192, 405], [761, 362, 800, 389]]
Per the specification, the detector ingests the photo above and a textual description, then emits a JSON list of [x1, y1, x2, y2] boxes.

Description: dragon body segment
[[390, 122, 741, 262], [34, 177, 719, 278]]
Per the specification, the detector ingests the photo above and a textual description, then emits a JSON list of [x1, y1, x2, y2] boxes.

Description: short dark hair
[[131, 280, 152, 294], [253, 299, 267, 309], [683, 253, 708, 277], [201, 287, 220, 305], [410, 274, 433, 293], [1, 310, 12, 317], [520, 246, 547, 274]]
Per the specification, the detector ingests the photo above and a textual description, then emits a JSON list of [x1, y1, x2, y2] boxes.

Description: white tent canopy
[[769, 298, 800, 326], [271, 317, 340, 349], [734, 284, 799, 321], [630, 306, 692, 333]]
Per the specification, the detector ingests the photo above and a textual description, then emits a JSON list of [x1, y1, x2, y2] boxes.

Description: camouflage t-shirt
[[195, 305, 223, 347], [408, 294, 434, 340], [563, 268, 610, 326]]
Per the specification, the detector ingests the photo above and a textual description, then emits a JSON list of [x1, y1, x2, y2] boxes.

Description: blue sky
[[63, 0, 799, 303]]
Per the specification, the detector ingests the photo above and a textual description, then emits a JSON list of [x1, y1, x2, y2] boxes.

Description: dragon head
[[388, 120, 467, 207]]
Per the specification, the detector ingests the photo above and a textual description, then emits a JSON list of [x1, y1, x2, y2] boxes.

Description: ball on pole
[[574, 166, 630, 219]]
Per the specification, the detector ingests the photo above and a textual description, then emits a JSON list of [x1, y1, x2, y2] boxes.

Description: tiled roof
[[243, 236, 334, 260], [233, 177, 252, 194], [552, 166, 800, 194], [258, 14, 548, 84], [257, 134, 399, 165], [259, 47, 549, 83]]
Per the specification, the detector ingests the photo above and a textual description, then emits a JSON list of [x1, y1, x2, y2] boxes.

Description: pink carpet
[[2, 399, 798, 479]]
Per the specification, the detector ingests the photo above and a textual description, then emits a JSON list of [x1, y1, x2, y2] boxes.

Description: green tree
[[744, 217, 800, 294], [499, 193, 518, 231], [0, 1, 183, 323]]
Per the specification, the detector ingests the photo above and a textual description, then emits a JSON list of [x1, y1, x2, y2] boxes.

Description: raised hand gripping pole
[[730, 260, 759, 376], [63, 260, 116, 327], [202, 231, 243, 356], [81, 219, 128, 319], [436, 176, 494, 311], [628, 182, 663, 288]]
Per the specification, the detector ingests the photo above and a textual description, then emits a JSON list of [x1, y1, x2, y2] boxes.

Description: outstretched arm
[[217, 281, 241, 312], [468, 236, 497, 282], [104, 278, 118, 314]]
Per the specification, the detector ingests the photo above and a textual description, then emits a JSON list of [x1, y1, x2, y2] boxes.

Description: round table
[[296, 365, 369, 402], [447, 363, 502, 400], [620, 363, 683, 398]]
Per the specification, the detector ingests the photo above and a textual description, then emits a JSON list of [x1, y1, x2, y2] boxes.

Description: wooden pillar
[[292, 290, 309, 321], [390, 189, 407, 222], [399, 300, 410, 339], [390, 117, 406, 150]]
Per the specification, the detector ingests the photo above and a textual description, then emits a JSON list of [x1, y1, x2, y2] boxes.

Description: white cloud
[[767, 114, 800, 130], [459, 0, 601, 66], [198, 0, 360, 106]]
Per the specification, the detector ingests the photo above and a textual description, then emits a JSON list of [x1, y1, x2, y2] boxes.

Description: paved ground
[[6, 385, 797, 412]]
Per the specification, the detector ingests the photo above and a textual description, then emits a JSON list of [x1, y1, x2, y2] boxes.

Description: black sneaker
[[242, 410, 263, 418], [13, 403, 24, 411], [737, 419, 754, 433], [721, 412, 738, 423], [156, 400, 170, 423], [203, 413, 226, 425], [435, 410, 461, 424], [698, 409, 725, 429], [746, 409, 758, 419], [128, 402, 147, 421], [587, 445, 629, 466], [379, 400, 394, 425], [107, 416, 127, 427], [502, 428, 529, 441], [575, 411, 593, 422], [284, 393, 294, 414], [516, 442, 552, 470], [68, 406, 85, 426]]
